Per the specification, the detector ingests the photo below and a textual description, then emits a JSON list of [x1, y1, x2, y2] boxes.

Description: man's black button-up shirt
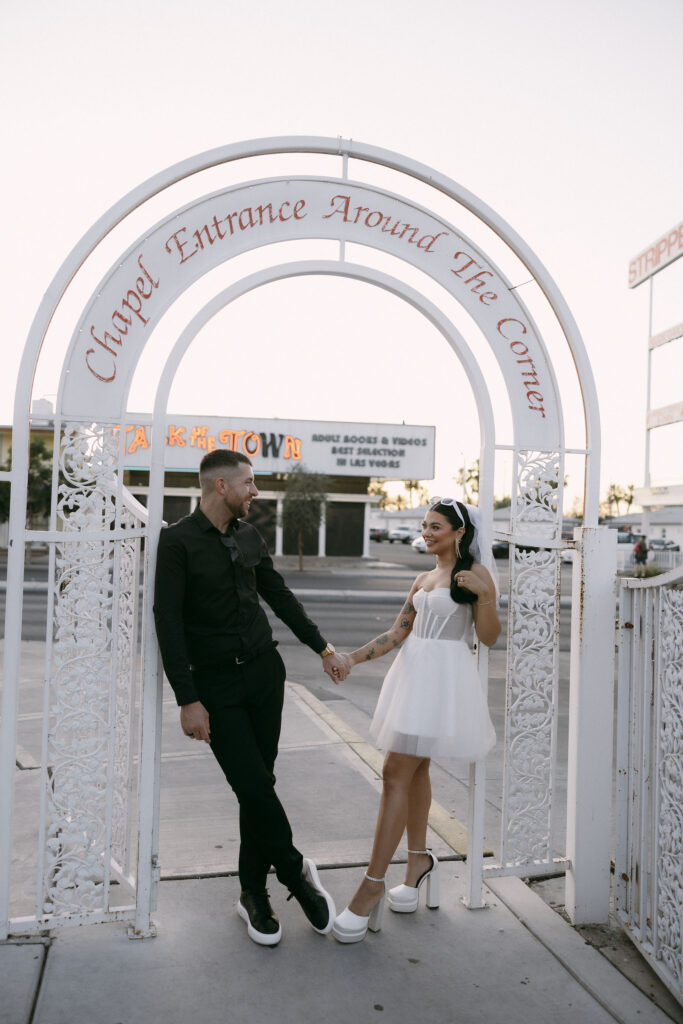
[[153, 507, 326, 706]]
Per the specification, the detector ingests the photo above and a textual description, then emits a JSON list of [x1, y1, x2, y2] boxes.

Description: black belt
[[231, 641, 277, 666], [190, 641, 277, 674]]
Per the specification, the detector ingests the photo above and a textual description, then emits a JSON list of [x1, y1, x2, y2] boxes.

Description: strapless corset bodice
[[412, 587, 472, 643]]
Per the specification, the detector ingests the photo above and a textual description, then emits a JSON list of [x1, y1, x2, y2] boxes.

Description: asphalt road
[[2, 541, 574, 877], [0, 542, 574, 647]]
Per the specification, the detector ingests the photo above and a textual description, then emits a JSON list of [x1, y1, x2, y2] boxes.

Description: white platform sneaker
[[387, 849, 439, 913], [332, 873, 385, 943]]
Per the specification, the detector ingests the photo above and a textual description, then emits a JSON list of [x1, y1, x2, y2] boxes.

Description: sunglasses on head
[[429, 496, 465, 525]]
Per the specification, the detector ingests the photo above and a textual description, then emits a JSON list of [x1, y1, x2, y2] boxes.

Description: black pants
[[193, 647, 304, 893]]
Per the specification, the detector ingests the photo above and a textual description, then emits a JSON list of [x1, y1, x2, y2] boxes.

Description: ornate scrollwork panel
[[41, 422, 142, 920], [501, 450, 562, 867], [655, 587, 683, 985], [111, 508, 141, 878], [512, 449, 561, 540]]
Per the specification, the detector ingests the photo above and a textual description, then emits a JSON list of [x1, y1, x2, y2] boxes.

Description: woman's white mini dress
[[369, 587, 496, 760]]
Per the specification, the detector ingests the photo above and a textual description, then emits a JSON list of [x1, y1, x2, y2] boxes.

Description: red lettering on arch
[[323, 194, 351, 221], [85, 348, 116, 382], [497, 317, 527, 340]]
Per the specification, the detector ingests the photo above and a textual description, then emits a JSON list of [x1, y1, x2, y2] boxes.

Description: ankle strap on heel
[[364, 872, 385, 883], [407, 848, 430, 855]]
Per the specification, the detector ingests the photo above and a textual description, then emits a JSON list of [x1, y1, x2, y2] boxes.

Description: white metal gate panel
[[499, 450, 564, 872], [27, 422, 149, 931], [479, 449, 566, 883], [615, 568, 683, 1003]]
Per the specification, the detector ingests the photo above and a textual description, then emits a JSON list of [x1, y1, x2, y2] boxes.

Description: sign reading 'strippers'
[[61, 177, 561, 449], [628, 218, 683, 288], [119, 416, 434, 480]]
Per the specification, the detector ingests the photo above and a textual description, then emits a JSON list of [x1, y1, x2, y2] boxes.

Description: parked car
[[389, 525, 418, 544], [416, 535, 511, 557], [369, 526, 389, 542], [648, 538, 680, 552]]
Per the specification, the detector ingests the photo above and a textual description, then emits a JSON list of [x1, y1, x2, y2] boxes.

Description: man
[[634, 535, 648, 578], [153, 449, 348, 946]]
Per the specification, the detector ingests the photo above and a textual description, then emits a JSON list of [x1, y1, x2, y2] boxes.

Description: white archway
[[0, 138, 616, 938]]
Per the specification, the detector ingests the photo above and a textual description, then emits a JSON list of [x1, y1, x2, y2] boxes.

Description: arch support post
[[275, 497, 284, 556], [0, 524, 24, 939], [0, 425, 29, 938], [565, 526, 617, 924], [318, 501, 327, 558]]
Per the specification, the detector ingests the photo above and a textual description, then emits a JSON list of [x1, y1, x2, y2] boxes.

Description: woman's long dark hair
[[431, 501, 477, 605]]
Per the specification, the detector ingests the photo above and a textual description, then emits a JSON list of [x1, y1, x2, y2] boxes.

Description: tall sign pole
[[629, 219, 683, 534]]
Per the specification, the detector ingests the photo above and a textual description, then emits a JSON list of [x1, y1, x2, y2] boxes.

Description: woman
[[332, 498, 500, 944]]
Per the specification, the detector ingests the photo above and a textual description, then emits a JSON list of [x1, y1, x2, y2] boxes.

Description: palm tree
[[455, 459, 479, 502], [404, 480, 420, 508]]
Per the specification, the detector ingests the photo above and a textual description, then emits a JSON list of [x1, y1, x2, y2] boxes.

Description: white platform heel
[[387, 849, 439, 913], [332, 873, 385, 943]]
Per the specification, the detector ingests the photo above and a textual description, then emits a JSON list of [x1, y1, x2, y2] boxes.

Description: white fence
[[617, 546, 682, 574], [615, 566, 683, 1003]]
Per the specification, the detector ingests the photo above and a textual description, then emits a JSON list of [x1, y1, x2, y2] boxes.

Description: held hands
[[339, 653, 354, 675], [180, 701, 211, 743], [321, 651, 353, 685]]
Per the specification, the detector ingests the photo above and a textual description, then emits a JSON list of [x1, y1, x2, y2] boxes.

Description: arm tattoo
[[400, 617, 410, 630]]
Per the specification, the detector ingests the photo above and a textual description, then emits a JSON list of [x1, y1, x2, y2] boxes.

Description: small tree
[[281, 466, 328, 571], [0, 438, 53, 528]]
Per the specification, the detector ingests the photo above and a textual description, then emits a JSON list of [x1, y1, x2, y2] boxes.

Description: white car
[[388, 525, 417, 544], [411, 535, 427, 553]]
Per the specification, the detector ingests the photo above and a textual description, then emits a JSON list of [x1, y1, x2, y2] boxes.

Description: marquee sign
[[118, 415, 435, 478], [60, 176, 562, 450]]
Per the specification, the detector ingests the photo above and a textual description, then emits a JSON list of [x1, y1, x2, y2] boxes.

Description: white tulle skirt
[[369, 634, 496, 760]]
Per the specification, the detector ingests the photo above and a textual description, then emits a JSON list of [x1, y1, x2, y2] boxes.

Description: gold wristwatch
[[319, 643, 336, 658]]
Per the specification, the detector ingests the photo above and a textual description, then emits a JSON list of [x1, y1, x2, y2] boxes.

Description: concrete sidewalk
[[3, 676, 676, 1024]]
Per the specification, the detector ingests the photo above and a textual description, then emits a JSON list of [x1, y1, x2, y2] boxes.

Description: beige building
[[0, 407, 435, 558]]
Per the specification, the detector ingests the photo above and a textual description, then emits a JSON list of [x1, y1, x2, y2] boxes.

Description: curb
[[487, 877, 673, 1024], [0, 580, 574, 607], [288, 681, 478, 857]]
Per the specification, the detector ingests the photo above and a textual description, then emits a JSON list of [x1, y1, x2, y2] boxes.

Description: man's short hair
[[199, 449, 252, 490]]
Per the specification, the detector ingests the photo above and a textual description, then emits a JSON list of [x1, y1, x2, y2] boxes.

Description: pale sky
[[2, 0, 682, 508]]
